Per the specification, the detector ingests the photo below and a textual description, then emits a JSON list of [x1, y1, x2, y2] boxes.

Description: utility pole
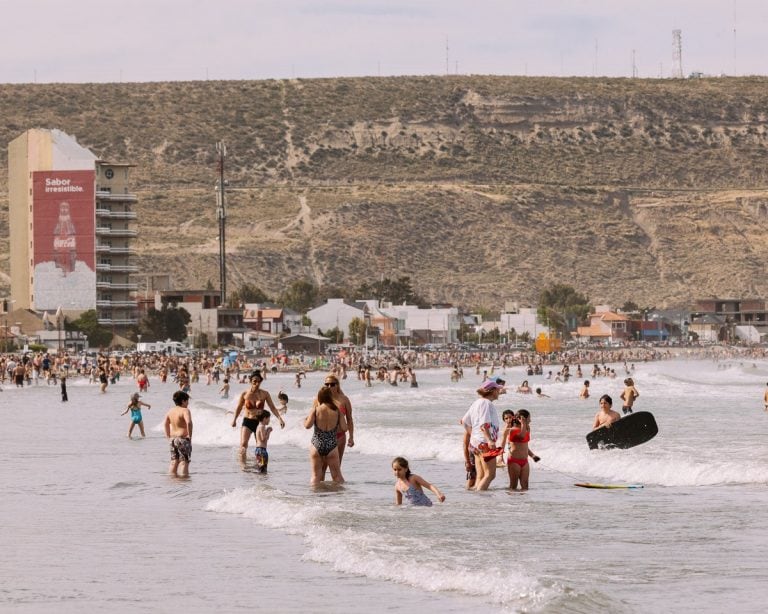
[[672, 29, 683, 79], [216, 141, 227, 306]]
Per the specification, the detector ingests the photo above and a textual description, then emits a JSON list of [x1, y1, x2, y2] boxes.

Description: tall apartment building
[[8, 129, 138, 329]]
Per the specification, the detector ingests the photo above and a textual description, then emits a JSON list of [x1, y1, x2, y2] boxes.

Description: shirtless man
[[593, 394, 621, 430], [620, 378, 640, 414], [164, 390, 193, 477], [231, 371, 284, 455]]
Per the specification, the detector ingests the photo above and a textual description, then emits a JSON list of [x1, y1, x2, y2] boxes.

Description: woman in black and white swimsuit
[[304, 386, 347, 484]]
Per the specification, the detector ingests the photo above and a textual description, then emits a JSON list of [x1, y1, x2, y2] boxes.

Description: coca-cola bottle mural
[[53, 201, 77, 275]]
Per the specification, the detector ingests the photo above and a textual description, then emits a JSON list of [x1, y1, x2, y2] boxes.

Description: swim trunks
[[242, 417, 260, 432], [169, 437, 192, 463], [464, 447, 477, 481], [254, 447, 269, 473], [622, 406, 633, 415]]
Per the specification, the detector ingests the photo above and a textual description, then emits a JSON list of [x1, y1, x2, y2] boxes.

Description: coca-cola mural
[[32, 171, 96, 311]]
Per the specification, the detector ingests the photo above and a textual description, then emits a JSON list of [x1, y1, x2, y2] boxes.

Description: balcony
[[96, 209, 137, 220], [96, 191, 138, 202], [98, 316, 138, 327], [96, 300, 138, 308], [96, 245, 136, 255], [96, 227, 138, 237], [96, 264, 139, 273], [96, 282, 139, 291]]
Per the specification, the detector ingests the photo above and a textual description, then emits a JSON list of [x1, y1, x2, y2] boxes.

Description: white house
[[306, 299, 367, 341], [501, 308, 548, 339], [388, 304, 460, 345]]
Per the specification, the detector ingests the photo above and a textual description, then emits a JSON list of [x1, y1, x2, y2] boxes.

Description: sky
[[0, 0, 765, 83]]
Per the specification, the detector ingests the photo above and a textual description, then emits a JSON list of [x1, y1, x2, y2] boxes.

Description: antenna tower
[[671, 29, 683, 78]]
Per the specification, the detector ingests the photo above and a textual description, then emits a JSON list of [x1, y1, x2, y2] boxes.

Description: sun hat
[[480, 379, 502, 391]]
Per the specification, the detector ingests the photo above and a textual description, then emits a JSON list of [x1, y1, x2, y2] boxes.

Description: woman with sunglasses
[[317, 374, 355, 464], [231, 371, 285, 456], [304, 384, 348, 484]]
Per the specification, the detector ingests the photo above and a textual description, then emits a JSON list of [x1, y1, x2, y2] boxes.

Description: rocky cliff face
[[2, 76, 768, 308]]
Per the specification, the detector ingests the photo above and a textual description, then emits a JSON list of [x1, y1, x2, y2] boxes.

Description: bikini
[[507, 428, 531, 467], [311, 408, 339, 457], [242, 397, 265, 432]]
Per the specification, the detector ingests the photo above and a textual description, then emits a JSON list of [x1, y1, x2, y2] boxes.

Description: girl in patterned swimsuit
[[304, 386, 347, 484], [392, 457, 445, 507]]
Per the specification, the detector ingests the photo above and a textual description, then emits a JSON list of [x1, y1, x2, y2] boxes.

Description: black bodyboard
[[586, 411, 658, 450]]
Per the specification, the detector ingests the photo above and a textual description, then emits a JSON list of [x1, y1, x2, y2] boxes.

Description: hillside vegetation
[[2, 75, 768, 308]]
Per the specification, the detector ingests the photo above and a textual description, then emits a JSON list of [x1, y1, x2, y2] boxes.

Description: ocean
[[2, 356, 768, 613]]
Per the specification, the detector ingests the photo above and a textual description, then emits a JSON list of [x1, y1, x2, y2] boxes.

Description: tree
[[138, 305, 191, 342], [165, 306, 191, 341], [69, 310, 113, 348], [348, 317, 366, 345], [279, 279, 318, 313], [537, 284, 591, 334], [621, 301, 639, 313], [323, 326, 344, 343], [228, 283, 270, 307], [355, 276, 426, 306]]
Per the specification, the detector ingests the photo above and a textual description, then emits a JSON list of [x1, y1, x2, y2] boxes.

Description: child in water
[[392, 457, 445, 507], [219, 378, 230, 399], [500, 409, 540, 490], [121, 392, 151, 438], [277, 391, 289, 415], [254, 410, 272, 473]]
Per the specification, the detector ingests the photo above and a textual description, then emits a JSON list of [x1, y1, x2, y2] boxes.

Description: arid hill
[[2, 75, 768, 309]]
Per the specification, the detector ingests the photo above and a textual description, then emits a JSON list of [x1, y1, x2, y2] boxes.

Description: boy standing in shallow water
[[620, 378, 640, 414], [164, 390, 193, 477], [254, 410, 273, 473]]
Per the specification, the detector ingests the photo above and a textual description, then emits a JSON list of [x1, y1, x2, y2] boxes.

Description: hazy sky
[[1, 0, 764, 83]]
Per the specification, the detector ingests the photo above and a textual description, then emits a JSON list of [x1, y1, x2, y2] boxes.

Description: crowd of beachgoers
[[1, 342, 767, 389]]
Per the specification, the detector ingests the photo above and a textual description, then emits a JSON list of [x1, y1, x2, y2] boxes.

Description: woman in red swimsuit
[[504, 409, 540, 490]]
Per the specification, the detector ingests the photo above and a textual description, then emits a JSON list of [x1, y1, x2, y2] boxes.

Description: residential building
[[8, 128, 138, 332], [575, 307, 631, 344], [360, 300, 400, 346], [306, 299, 368, 341], [389, 304, 460, 345], [156, 289, 248, 347], [692, 298, 768, 342]]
